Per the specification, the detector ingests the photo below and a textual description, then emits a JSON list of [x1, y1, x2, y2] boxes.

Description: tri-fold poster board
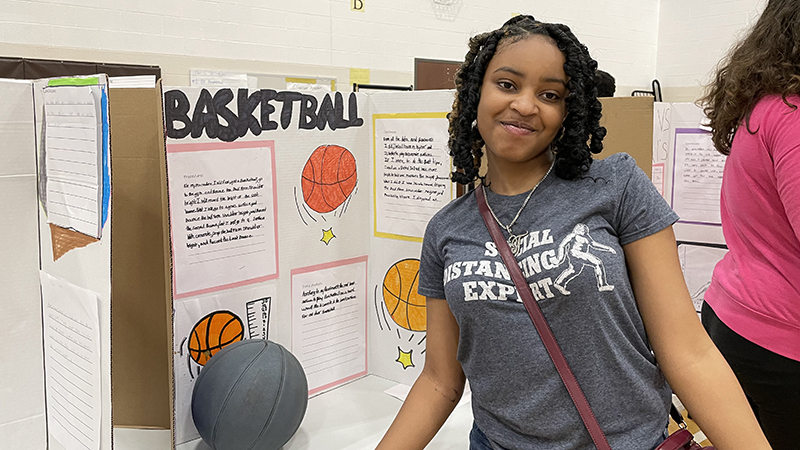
[[1, 75, 117, 450], [1, 76, 726, 450], [651, 102, 728, 314]]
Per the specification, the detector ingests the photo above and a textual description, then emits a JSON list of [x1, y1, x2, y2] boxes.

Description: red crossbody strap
[[476, 186, 613, 450]]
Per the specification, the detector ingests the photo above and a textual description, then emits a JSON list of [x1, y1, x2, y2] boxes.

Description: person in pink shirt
[[701, 1, 800, 448]]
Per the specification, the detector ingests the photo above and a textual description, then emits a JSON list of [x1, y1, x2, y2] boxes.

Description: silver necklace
[[483, 160, 555, 255]]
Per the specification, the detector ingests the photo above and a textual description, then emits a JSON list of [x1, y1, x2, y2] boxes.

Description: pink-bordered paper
[[167, 140, 279, 299], [290, 255, 369, 396], [652, 162, 666, 196]]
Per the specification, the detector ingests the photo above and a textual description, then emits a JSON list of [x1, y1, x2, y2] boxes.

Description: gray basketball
[[192, 339, 308, 450]]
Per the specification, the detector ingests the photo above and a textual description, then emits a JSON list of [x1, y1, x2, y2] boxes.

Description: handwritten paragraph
[[382, 135, 449, 204], [300, 280, 358, 319], [291, 258, 367, 393], [183, 176, 267, 250]]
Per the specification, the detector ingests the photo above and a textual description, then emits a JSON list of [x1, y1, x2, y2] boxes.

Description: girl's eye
[[543, 92, 561, 101], [498, 81, 515, 90]]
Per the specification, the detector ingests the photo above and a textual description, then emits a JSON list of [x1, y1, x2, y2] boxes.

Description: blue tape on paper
[[101, 87, 110, 228]]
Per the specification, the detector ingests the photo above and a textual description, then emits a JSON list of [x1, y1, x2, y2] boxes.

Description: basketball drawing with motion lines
[[382, 258, 427, 332], [301, 144, 358, 213]]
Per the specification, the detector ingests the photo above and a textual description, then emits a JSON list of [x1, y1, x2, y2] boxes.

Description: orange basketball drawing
[[382, 259, 427, 332], [301, 144, 357, 213], [188, 310, 244, 366]]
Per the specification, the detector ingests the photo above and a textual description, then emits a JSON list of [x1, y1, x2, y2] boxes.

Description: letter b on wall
[[351, 0, 364, 12]]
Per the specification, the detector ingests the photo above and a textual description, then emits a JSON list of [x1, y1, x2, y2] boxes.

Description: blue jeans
[[469, 421, 668, 450], [469, 422, 495, 450]]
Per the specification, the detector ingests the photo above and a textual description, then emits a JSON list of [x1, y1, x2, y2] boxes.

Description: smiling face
[[477, 35, 568, 171]]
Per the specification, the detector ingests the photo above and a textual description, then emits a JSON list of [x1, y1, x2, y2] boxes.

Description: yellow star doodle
[[320, 228, 336, 245], [396, 347, 414, 370]]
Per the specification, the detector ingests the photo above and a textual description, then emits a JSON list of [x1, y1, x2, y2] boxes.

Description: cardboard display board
[[1, 75, 171, 450], [163, 87, 374, 444], [598, 96, 655, 178], [34, 74, 115, 450], [650, 102, 727, 316], [367, 90, 455, 387], [161, 87, 457, 443], [598, 98, 726, 315], [651, 102, 725, 245], [0, 79, 47, 450], [108, 86, 172, 429]]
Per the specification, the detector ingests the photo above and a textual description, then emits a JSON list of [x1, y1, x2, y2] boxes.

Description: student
[[700, 1, 800, 449], [376, 15, 771, 450], [594, 69, 616, 97]]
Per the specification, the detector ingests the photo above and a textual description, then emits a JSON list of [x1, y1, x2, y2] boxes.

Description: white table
[[113, 375, 473, 450]]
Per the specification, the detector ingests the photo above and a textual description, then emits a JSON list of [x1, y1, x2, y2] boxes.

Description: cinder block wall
[[2, 1, 765, 96], [656, 0, 765, 101], [2, 0, 661, 91]]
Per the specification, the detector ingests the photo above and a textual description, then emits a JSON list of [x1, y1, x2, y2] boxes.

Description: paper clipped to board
[[671, 129, 725, 226], [373, 113, 453, 241], [40, 271, 102, 450], [43, 85, 104, 238], [171, 285, 276, 444], [167, 140, 279, 298], [108, 75, 156, 89], [292, 256, 368, 396]]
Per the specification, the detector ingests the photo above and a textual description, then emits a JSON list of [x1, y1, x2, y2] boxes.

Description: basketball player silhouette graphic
[[554, 223, 616, 295]]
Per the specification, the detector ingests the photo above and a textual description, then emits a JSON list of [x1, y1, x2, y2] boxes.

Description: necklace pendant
[[507, 230, 528, 256]]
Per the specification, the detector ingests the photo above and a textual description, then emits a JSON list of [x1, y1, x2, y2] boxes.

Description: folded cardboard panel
[[598, 96, 655, 177], [109, 83, 173, 430]]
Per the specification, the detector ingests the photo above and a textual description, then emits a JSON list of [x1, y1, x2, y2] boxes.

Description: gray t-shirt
[[418, 153, 679, 450]]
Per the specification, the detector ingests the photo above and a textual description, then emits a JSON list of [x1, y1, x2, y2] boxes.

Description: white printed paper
[[671, 130, 725, 225], [678, 243, 728, 314], [291, 256, 368, 395], [172, 285, 277, 444], [286, 78, 334, 93], [167, 141, 279, 298], [374, 115, 452, 240], [44, 85, 103, 238], [190, 69, 249, 88], [109, 75, 156, 88], [652, 163, 665, 196], [40, 271, 102, 450]]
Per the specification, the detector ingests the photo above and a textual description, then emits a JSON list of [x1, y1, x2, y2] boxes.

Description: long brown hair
[[701, 0, 800, 155]]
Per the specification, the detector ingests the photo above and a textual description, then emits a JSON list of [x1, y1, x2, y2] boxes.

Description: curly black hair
[[448, 15, 606, 184], [595, 69, 616, 97]]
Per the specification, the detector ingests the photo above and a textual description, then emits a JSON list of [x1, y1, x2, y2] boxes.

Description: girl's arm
[[376, 297, 466, 450], [623, 226, 772, 450]]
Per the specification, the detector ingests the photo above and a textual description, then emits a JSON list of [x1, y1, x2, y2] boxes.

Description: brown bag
[[657, 428, 711, 450], [476, 186, 714, 450]]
